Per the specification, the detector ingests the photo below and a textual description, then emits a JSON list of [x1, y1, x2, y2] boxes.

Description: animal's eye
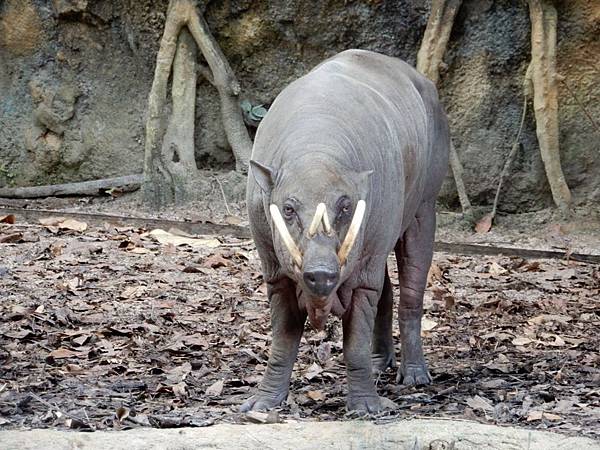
[[283, 204, 295, 219], [336, 196, 352, 218]]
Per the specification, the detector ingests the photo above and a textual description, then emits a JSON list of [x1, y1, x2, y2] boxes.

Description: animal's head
[[250, 157, 371, 328]]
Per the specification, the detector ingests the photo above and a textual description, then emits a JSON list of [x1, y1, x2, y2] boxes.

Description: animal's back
[[254, 50, 433, 175], [252, 49, 448, 234]]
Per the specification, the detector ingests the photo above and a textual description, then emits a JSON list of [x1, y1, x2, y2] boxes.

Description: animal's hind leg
[[371, 266, 396, 373], [394, 200, 435, 386]]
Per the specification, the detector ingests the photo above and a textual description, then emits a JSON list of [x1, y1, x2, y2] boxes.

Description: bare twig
[[560, 77, 600, 136], [490, 90, 529, 218], [213, 176, 232, 215], [449, 143, 472, 217], [0, 207, 251, 238], [28, 392, 94, 429]]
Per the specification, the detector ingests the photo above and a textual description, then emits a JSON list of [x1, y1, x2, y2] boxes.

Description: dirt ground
[[0, 194, 599, 440], [2, 419, 600, 450]]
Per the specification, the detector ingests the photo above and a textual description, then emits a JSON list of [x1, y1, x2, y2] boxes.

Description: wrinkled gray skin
[[242, 50, 449, 413]]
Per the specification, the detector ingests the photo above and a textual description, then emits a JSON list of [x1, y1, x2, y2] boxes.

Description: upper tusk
[[270, 204, 303, 268], [321, 207, 332, 234], [337, 200, 366, 266], [308, 203, 326, 237]]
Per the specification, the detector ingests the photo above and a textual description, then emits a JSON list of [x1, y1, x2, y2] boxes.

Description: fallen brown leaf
[[303, 362, 323, 380], [0, 232, 22, 243], [0, 214, 16, 224], [205, 379, 224, 396], [306, 390, 326, 401], [466, 395, 494, 413], [421, 317, 438, 333], [201, 253, 231, 269], [59, 219, 88, 232], [475, 213, 493, 234], [49, 348, 81, 359], [149, 229, 220, 248]]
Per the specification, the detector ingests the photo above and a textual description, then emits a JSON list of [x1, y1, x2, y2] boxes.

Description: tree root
[[417, 0, 472, 218], [416, 0, 462, 86], [527, 0, 571, 212], [142, 0, 251, 208]]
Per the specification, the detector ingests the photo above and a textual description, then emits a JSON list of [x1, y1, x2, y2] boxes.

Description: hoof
[[396, 362, 432, 386], [239, 393, 286, 412], [346, 394, 382, 413]]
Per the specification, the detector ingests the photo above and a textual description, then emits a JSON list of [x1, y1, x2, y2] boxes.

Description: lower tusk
[[337, 200, 366, 266], [270, 204, 303, 267], [307, 203, 326, 237]]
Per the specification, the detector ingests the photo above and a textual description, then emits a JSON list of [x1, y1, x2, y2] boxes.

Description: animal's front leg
[[240, 278, 306, 412], [343, 287, 381, 413]]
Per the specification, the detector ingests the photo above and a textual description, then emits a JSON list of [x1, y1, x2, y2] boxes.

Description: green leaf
[[249, 105, 267, 121]]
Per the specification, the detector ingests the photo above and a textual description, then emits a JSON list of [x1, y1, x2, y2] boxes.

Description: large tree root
[[527, 0, 571, 212], [417, 0, 472, 217], [0, 175, 142, 199], [416, 0, 462, 86], [142, 0, 251, 208]]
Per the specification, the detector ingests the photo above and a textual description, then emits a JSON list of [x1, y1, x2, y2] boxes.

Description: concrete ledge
[[1, 419, 598, 450]]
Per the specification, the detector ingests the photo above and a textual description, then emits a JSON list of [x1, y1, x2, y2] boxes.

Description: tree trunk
[[141, 0, 186, 207], [416, 0, 472, 217], [527, 0, 571, 211], [187, 10, 251, 172], [158, 27, 199, 205], [417, 0, 462, 85], [142, 0, 252, 207]]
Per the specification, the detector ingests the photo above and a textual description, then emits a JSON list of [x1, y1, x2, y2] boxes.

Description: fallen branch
[[0, 175, 142, 199], [433, 241, 600, 264], [0, 207, 251, 238], [3, 207, 598, 264]]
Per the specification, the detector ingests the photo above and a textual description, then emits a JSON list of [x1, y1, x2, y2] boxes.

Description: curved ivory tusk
[[322, 207, 332, 234], [308, 203, 326, 237], [337, 200, 366, 266], [269, 204, 303, 267]]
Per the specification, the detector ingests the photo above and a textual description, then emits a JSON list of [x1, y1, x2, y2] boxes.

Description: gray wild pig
[[243, 49, 450, 413]]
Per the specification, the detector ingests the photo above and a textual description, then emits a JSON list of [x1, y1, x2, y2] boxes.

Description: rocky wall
[[0, 0, 598, 211]]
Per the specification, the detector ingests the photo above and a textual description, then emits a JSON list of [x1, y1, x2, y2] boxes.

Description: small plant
[[0, 162, 15, 181], [241, 100, 268, 123]]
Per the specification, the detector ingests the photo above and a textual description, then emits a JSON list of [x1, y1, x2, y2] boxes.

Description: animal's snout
[[303, 268, 339, 297]]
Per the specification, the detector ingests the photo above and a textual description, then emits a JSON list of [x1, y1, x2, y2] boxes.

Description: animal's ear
[[357, 170, 373, 200], [250, 160, 276, 194]]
